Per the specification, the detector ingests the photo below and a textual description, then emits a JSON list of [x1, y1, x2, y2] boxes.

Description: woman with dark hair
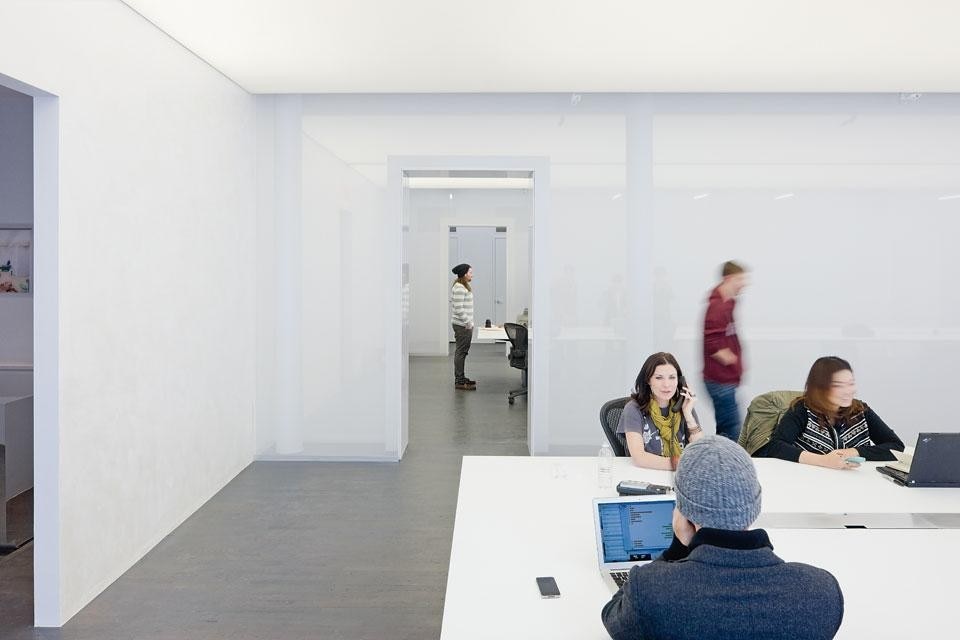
[[450, 263, 476, 390], [617, 352, 704, 469], [762, 356, 905, 469]]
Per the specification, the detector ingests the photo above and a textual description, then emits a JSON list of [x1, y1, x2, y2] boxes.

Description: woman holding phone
[[760, 356, 905, 469], [617, 352, 704, 470]]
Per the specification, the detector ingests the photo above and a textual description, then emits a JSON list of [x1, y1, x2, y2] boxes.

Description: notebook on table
[[592, 495, 676, 592], [876, 433, 960, 487]]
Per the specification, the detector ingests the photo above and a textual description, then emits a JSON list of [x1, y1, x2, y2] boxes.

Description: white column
[[625, 97, 656, 377], [274, 95, 303, 454]]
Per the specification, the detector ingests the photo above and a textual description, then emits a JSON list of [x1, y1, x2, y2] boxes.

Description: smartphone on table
[[535, 576, 560, 598]]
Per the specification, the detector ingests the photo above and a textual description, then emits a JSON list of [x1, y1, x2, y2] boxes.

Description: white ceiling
[[122, 1, 960, 94]]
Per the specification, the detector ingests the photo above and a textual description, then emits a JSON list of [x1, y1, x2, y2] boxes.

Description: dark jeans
[[704, 380, 741, 441], [453, 324, 473, 383]]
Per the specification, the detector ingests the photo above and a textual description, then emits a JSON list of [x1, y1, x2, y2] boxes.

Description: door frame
[[446, 224, 509, 347], [386, 156, 550, 458]]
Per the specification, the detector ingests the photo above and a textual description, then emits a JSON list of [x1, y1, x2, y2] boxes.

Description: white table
[[476, 326, 511, 356], [441, 456, 960, 639]]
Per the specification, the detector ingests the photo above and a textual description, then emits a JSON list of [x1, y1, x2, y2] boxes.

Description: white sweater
[[450, 282, 474, 327]]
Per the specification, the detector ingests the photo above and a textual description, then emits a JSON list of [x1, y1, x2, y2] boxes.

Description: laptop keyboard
[[611, 571, 630, 587], [877, 465, 908, 484]]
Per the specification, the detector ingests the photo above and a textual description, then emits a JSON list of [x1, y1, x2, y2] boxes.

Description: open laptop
[[876, 433, 960, 487], [592, 495, 676, 592]]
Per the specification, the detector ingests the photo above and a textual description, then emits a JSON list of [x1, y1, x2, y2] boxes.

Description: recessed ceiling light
[[693, 193, 709, 200], [938, 194, 960, 201], [774, 193, 795, 200]]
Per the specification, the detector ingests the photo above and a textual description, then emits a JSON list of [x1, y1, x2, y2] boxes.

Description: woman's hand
[[679, 386, 697, 417], [821, 450, 860, 470], [799, 450, 860, 469], [835, 448, 860, 458]]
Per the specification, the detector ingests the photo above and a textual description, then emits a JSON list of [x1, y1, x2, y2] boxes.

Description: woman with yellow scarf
[[616, 352, 705, 469]]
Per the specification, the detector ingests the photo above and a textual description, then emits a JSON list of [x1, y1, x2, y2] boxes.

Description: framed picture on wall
[[0, 228, 31, 294]]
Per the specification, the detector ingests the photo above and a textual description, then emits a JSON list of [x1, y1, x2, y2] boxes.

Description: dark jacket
[[760, 400, 904, 462], [601, 528, 844, 640], [702, 286, 742, 384]]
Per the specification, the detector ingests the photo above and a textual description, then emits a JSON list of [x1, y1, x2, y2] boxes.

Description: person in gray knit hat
[[602, 436, 844, 640], [674, 434, 761, 530]]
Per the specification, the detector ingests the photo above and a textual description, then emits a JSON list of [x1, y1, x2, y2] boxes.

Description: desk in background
[[441, 456, 959, 639], [476, 326, 510, 356]]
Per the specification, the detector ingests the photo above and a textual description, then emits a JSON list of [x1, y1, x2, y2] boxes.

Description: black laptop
[[876, 433, 960, 487]]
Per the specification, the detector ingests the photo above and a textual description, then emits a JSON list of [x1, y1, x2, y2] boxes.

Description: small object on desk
[[535, 576, 561, 598], [485, 319, 492, 328], [617, 480, 672, 496], [845, 456, 865, 464]]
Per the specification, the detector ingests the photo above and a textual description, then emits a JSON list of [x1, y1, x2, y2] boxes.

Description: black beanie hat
[[452, 263, 471, 277]]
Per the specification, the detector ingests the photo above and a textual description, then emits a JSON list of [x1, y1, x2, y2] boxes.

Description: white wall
[[0, 0, 257, 625], [407, 188, 532, 356], [296, 93, 960, 455], [0, 84, 32, 224], [0, 295, 31, 365], [255, 114, 388, 458]]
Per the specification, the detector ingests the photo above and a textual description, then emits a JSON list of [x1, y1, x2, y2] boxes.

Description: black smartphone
[[535, 576, 561, 598], [671, 375, 688, 412]]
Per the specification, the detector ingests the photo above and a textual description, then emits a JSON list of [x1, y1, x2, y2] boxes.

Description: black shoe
[[464, 378, 477, 386], [455, 382, 476, 391]]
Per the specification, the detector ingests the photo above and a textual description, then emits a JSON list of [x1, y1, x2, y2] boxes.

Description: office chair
[[599, 397, 631, 456], [503, 322, 528, 405]]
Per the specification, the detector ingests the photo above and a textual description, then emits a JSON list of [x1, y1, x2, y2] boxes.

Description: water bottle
[[598, 440, 614, 489]]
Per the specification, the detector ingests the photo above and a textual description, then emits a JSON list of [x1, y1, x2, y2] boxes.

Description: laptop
[[592, 495, 676, 592], [876, 433, 960, 487]]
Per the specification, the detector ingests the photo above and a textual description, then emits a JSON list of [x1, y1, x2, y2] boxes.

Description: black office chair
[[503, 322, 528, 405], [599, 396, 631, 456]]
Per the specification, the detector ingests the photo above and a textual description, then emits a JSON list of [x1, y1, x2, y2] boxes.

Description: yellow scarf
[[648, 399, 682, 457]]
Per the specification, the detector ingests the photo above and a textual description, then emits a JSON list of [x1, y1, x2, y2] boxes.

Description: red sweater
[[702, 286, 742, 384]]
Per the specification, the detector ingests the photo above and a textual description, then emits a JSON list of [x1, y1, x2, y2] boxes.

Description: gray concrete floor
[[0, 344, 527, 640]]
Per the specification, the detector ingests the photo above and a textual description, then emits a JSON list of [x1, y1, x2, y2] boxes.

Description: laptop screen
[[598, 499, 675, 563]]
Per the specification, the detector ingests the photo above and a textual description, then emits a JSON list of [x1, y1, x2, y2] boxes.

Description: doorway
[[0, 83, 34, 556], [388, 159, 548, 459], [0, 71, 60, 627], [448, 225, 507, 340]]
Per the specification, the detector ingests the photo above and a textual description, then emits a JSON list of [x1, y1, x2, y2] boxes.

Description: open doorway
[[0, 83, 34, 556], [401, 169, 534, 455], [448, 225, 508, 335], [0, 72, 60, 628]]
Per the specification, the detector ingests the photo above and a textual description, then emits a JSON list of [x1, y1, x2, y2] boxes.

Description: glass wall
[[255, 93, 960, 457]]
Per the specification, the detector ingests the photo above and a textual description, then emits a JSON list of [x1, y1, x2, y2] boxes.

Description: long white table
[[441, 456, 960, 639]]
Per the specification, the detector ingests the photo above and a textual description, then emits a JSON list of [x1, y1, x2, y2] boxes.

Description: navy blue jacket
[[601, 528, 843, 640]]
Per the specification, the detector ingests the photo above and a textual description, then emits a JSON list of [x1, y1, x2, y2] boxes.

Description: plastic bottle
[[598, 440, 614, 489]]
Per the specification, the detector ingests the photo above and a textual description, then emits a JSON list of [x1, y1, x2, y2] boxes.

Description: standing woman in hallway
[[451, 264, 476, 390]]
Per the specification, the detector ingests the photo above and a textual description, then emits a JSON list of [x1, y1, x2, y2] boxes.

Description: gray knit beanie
[[674, 435, 762, 530]]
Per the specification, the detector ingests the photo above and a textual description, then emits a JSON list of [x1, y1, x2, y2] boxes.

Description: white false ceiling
[[121, 1, 960, 94]]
